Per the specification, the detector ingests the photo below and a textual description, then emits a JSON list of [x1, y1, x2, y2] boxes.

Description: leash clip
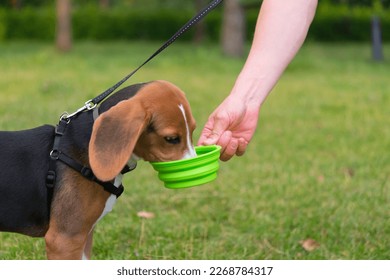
[[60, 99, 97, 121], [84, 99, 97, 110]]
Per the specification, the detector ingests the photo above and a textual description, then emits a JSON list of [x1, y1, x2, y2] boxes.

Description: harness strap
[[46, 114, 135, 213], [56, 152, 126, 198], [46, 118, 69, 215]]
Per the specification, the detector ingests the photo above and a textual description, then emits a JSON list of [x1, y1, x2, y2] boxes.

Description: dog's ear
[[89, 98, 148, 181]]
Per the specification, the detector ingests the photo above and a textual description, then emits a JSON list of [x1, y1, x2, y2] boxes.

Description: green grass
[[0, 41, 389, 260]]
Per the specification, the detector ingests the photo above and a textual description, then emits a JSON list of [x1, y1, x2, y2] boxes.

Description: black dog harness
[[45, 110, 136, 211], [45, 113, 135, 195]]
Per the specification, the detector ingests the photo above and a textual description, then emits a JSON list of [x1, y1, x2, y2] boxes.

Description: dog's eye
[[164, 136, 181, 144]]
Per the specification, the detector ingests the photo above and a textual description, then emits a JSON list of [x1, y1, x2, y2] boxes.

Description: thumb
[[198, 114, 229, 146]]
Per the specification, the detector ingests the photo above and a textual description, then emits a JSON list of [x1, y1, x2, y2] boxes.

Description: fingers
[[201, 131, 220, 146], [236, 138, 248, 157], [197, 109, 249, 161], [198, 121, 249, 161], [218, 131, 233, 160], [198, 113, 229, 146], [219, 133, 248, 162], [197, 127, 215, 146], [220, 133, 237, 161]]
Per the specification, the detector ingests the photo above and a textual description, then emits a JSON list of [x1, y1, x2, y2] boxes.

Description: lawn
[[0, 41, 389, 260]]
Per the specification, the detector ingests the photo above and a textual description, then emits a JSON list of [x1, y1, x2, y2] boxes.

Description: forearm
[[230, 0, 318, 108]]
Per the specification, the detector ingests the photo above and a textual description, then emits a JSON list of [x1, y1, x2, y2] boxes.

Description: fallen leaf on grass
[[137, 211, 155, 219], [343, 167, 355, 178], [299, 239, 320, 252]]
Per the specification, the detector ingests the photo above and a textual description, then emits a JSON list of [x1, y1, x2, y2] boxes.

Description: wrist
[[229, 72, 270, 109]]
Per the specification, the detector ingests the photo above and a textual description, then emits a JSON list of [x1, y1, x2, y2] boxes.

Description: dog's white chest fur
[[96, 157, 137, 223]]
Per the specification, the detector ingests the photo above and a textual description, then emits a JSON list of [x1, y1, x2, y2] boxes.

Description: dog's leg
[[44, 169, 111, 260], [45, 227, 88, 260], [83, 228, 94, 260]]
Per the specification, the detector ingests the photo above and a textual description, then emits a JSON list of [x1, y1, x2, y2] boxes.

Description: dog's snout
[[183, 146, 197, 160]]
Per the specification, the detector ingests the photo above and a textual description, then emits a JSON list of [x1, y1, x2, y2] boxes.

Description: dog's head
[[89, 80, 196, 182]]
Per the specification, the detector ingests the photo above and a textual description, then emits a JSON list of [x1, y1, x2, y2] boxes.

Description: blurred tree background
[[0, 0, 389, 53], [1, 0, 389, 8]]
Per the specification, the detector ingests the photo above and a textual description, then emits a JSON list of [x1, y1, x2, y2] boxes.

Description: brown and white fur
[[0, 80, 196, 259]]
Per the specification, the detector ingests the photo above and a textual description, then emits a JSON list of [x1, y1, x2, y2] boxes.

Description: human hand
[[197, 0, 317, 161], [198, 96, 259, 161]]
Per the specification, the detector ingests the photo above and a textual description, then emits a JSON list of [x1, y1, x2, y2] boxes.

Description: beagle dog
[[0, 80, 196, 259]]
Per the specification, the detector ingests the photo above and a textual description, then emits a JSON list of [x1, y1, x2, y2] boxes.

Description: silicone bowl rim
[[150, 145, 221, 188], [150, 145, 221, 169]]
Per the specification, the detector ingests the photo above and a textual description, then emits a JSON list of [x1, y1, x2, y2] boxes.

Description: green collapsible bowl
[[150, 145, 221, 189]]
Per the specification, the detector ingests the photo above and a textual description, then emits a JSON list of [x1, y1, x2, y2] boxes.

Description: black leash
[[64, 0, 223, 120]]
